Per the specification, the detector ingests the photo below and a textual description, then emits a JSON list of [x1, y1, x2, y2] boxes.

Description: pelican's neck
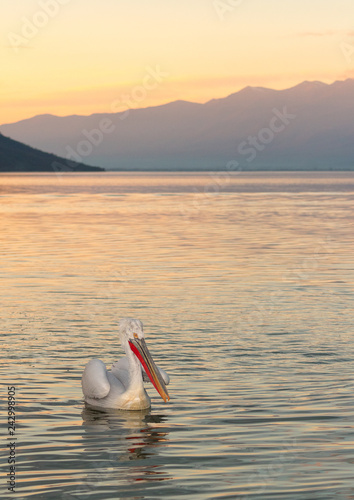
[[122, 338, 144, 391]]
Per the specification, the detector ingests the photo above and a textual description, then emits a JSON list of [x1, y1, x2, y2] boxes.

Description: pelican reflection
[[81, 406, 170, 481]]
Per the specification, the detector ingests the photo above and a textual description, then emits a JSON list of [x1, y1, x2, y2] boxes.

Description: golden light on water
[[2, 173, 354, 497]]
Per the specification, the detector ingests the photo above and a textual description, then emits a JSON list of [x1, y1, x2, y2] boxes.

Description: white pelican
[[81, 318, 170, 410]]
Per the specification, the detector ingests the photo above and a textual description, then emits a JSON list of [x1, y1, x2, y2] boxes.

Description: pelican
[[81, 318, 170, 410]]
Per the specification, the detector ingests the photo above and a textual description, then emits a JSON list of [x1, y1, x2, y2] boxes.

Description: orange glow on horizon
[[1, 0, 354, 124]]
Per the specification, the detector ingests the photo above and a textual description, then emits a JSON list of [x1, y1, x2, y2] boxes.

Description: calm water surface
[[1, 172, 354, 500]]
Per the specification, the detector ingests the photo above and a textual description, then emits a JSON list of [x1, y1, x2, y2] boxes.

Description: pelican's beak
[[129, 337, 170, 403]]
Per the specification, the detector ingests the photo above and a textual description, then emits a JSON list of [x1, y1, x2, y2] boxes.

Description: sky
[[1, 0, 354, 124]]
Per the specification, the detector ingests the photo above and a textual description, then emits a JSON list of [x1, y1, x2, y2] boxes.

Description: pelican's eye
[[133, 332, 138, 339]]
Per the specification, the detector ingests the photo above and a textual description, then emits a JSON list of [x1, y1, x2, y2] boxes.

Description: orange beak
[[129, 337, 170, 403]]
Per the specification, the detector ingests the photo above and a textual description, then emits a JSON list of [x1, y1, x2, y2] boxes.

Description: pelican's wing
[[111, 356, 130, 376], [111, 357, 131, 389], [82, 359, 111, 399], [142, 365, 170, 385]]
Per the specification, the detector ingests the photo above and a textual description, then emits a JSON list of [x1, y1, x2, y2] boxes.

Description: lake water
[[1, 172, 354, 500]]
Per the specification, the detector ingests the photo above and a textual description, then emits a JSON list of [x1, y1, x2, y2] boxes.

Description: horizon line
[[2, 77, 353, 127]]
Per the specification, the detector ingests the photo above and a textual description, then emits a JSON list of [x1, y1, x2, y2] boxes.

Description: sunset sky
[[2, 0, 354, 124]]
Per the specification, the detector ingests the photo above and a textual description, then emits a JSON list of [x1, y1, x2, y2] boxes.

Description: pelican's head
[[119, 318, 144, 342], [119, 317, 170, 403]]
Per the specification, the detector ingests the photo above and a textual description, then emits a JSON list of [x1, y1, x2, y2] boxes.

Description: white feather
[[81, 359, 111, 399]]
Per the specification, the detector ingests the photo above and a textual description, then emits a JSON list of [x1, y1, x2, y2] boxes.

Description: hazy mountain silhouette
[[0, 133, 104, 172], [1, 79, 354, 170]]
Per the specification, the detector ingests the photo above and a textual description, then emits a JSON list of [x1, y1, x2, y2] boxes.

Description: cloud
[[297, 30, 340, 38], [295, 30, 354, 39]]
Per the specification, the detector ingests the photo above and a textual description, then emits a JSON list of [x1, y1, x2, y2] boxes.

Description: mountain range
[[0, 133, 104, 172], [2, 79, 354, 170]]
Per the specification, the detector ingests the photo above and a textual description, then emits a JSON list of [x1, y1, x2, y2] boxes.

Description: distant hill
[[0, 133, 104, 172], [1, 79, 354, 171]]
